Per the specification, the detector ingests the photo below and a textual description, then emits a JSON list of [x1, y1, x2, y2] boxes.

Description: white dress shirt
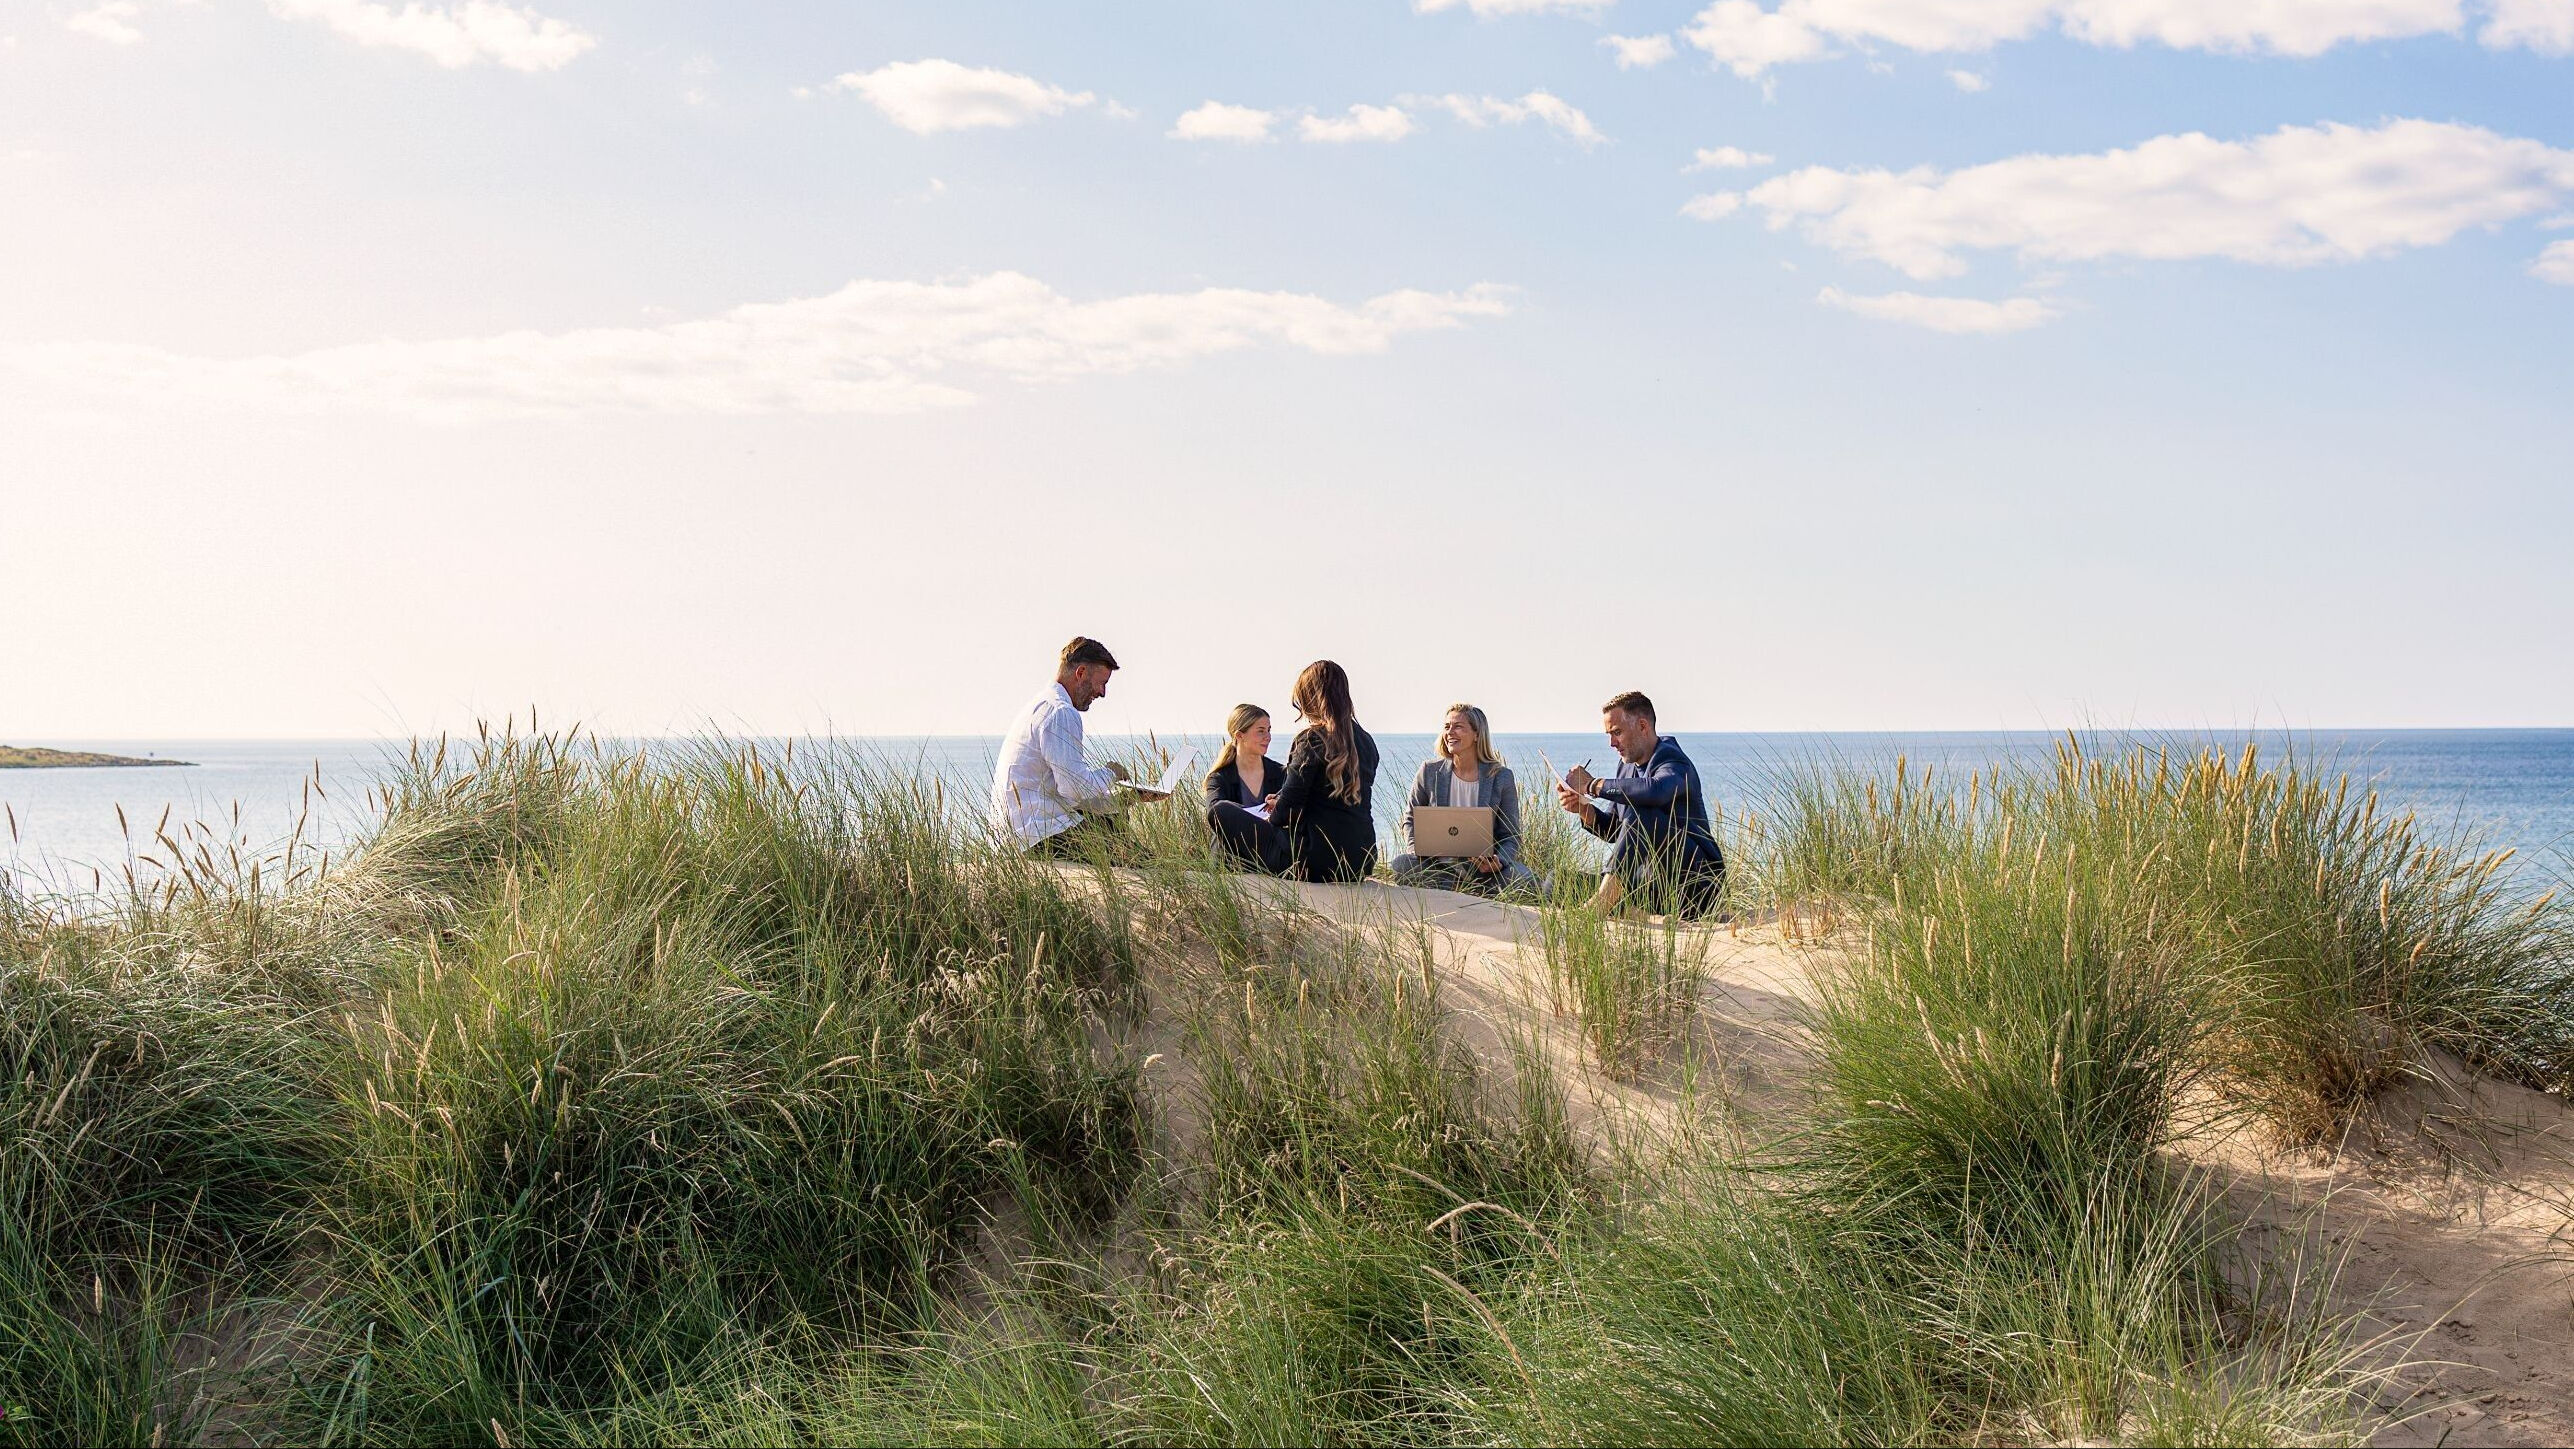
[[990, 682, 1120, 849]]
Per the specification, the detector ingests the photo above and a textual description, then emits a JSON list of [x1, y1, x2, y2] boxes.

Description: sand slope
[[1262, 877, 2574, 1448], [2198, 1060, 2574, 1447]]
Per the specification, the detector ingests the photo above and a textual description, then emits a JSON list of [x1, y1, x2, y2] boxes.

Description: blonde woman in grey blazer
[[1391, 703, 1540, 899]]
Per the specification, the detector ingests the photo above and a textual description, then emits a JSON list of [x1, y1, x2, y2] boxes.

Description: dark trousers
[[1647, 860, 1727, 920], [1028, 814, 1127, 861], [1612, 838, 1727, 920], [1208, 801, 1293, 875], [1207, 803, 1376, 883]]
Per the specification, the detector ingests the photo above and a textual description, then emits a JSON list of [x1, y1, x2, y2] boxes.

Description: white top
[[989, 682, 1120, 849], [1447, 774, 1481, 809]]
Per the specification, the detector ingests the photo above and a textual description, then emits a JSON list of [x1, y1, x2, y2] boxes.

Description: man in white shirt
[[990, 636, 1169, 854]]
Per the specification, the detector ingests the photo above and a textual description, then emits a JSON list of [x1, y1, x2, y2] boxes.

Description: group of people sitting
[[989, 636, 1728, 918]]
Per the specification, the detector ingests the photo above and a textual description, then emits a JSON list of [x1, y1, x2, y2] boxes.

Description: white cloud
[[1744, 119, 2574, 279], [1948, 67, 1991, 90], [1299, 104, 1416, 143], [64, 2, 144, 45], [1202, 93, 1606, 149], [1683, 0, 2467, 76], [1170, 101, 1277, 142], [1681, 191, 1745, 219], [1819, 286, 2062, 332], [2483, 0, 2574, 50], [266, 0, 594, 71], [1685, 145, 1775, 170], [2535, 239, 2574, 283], [2060, 0, 2462, 51], [1416, 0, 1615, 13], [1601, 33, 1680, 66], [1424, 91, 1605, 145], [5, 273, 1513, 421], [1683, 0, 1835, 75], [830, 59, 1094, 134]]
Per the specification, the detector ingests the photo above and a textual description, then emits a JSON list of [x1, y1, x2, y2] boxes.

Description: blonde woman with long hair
[[1202, 703, 1282, 870], [1391, 703, 1538, 898]]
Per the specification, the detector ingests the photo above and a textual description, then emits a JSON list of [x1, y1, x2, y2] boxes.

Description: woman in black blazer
[[1207, 665, 1379, 883], [1205, 704, 1287, 872], [1272, 661, 1380, 882], [1203, 703, 1280, 815]]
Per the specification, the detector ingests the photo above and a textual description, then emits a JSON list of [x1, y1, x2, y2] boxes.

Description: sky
[[2, 0, 2569, 742]]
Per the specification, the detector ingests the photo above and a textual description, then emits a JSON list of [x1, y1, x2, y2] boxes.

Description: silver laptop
[[1411, 805, 1494, 858], [1115, 749, 1194, 796]]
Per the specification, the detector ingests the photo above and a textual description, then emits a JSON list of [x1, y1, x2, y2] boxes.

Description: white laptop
[[1117, 749, 1194, 796]]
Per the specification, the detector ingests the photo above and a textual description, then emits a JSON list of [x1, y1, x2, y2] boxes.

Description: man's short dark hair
[[1602, 690, 1655, 725], [1060, 637, 1120, 671]]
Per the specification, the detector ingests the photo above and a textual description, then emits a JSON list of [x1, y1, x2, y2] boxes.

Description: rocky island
[[0, 745, 194, 769]]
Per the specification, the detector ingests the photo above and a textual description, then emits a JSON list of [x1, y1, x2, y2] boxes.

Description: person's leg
[[1030, 814, 1121, 861], [1603, 833, 1713, 917], [1439, 860, 1517, 898], [1392, 854, 1471, 890], [1214, 802, 1297, 875], [1592, 832, 1642, 913], [1208, 802, 1291, 874], [1207, 802, 1261, 869], [1491, 861, 1541, 901], [1290, 840, 1374, 885], [1675, 858, 1727, 922], [1449, 864, 1495, 897]]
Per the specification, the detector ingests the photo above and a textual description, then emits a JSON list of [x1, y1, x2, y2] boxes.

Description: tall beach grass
[[4, 726, 2558, 1445], [1754, 735, 2574, 1139]]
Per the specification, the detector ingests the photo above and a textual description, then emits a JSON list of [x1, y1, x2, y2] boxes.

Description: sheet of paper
[[1244, 802, 1270, 821]]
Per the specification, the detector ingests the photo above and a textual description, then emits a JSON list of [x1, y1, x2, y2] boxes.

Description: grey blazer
[[1401, 758, 1523, 867]]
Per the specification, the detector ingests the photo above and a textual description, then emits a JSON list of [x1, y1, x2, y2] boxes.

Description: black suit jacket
[[1272, 724, 1380, 883], [1203, 754, 1283, 813]]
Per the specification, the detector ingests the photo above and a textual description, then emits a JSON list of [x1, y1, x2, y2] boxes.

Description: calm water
[[7, 730, 2570, 896]]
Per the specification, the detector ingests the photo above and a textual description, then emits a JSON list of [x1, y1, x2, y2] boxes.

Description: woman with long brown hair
[[1273, 660, 1381, 881], [1205, 661, 1381, 882]]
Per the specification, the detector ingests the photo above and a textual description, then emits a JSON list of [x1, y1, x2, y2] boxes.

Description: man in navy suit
[[1558, 691, 1726, 918]]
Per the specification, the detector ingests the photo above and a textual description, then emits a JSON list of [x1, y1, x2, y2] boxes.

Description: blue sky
[[3, 0, 2568, 740]]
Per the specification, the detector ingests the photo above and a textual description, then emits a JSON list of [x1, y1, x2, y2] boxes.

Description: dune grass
[[1534, 901, 1709, 1079], [309, 737, 1147, 1442], [5, 726, 2558, 1445], [1755, 734, 2574, 1140]]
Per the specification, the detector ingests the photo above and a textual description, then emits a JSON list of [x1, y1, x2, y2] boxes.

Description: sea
[[5, 730, 2570, 899]]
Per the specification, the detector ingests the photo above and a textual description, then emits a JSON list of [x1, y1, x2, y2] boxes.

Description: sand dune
[[1242, 876, 2574, 1448]]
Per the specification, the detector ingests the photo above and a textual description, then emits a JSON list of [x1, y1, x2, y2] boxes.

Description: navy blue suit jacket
[[1581, 736, 1725, 878]]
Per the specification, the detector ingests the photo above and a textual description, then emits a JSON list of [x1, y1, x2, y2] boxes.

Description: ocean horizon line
[[16, 723, 2574, 747]]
